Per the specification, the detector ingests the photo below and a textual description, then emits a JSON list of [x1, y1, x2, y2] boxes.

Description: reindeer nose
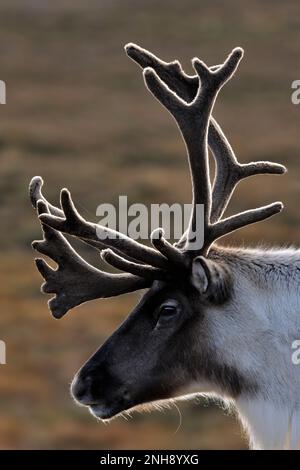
[[71, 373, 94, 406]]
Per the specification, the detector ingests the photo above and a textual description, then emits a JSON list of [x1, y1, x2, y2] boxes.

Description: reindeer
[[29, 43, 300, 450]]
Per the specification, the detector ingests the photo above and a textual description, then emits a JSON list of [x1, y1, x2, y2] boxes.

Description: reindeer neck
[[209, 244, 300, 289]]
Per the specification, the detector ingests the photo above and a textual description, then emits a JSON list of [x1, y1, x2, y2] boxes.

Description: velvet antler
[[32, 200, 149, 318], [30, 44, 286, 318], [125, 43, 285, 255]]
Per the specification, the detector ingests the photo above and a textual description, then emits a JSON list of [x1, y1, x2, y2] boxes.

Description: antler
[[29, 176, 170, 268], [37, 187, 170, 270], [33, 200, 150, 318], [126, 43, 286, 252], [30, 44, 286, 318]]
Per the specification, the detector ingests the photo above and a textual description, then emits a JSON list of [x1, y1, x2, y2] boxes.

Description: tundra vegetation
[[0, 0, 299, 450]]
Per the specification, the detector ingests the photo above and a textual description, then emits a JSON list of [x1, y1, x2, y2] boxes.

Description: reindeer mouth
[[89, 402, 131, 421], [88, 392, 135, 420], [89, 405, 115, 420], [88, 389, 179, 421]]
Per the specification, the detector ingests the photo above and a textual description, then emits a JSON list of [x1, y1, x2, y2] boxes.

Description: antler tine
[[29, 177, 152, 264], [209, 202, 283, 244], [125, 43, 197, 103], [29, 176, 64, 217], [33, 200, 149, 318], [101, 248, 165, 281], [143, 47, 243, 252], [209, 118, 286, 222], [151, 228, 188, 269], [39, 188, 170, 270]]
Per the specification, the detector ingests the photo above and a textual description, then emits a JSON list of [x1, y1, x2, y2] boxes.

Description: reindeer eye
[[160, 305, 176, 317], [155, 302, 180, 328]]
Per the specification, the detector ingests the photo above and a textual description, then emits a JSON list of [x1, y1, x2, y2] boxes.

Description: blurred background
[[0, 0, 299, 449]]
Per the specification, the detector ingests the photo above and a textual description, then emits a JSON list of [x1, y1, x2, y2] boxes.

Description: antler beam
[[126, 43, 286, 253], [37, 188, 170, 270], [141, 46, 243, 251], [29, 176, 145, 264]]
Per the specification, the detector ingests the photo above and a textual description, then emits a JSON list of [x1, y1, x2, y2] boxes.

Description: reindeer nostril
[[122, 388, 131, 402], [71, 374, 92, 404], [73, 381, 85, 400]]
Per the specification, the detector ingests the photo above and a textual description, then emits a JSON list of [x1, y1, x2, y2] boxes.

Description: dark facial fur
[[71, 278, 257, 420]]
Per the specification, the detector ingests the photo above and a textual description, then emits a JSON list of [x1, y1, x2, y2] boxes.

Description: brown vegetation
[[0, 0, 299, 449]]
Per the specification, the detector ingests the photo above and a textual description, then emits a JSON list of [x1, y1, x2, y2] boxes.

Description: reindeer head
[[29, 44, 285, 420]]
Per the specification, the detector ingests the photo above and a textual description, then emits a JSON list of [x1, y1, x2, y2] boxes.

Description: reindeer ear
[[191, 256, 232, 304], [191, 256, 210, 293]]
